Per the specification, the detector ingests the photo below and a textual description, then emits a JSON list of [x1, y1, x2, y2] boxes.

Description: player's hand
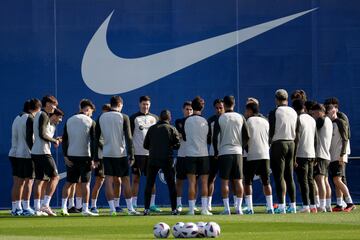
[[339, 156, 345, 166], [56, 136, 63, 143], [54, 139, 60, 148], [90, 160, 96, 169], [294, 161, 298, 168], [129, 158, 135, 167], [64, 156, 73, 167]]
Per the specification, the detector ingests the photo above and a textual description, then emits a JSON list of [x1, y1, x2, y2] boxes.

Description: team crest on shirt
[[139, 125, 144, 130]]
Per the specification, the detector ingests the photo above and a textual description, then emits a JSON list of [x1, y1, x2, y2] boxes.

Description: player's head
[[79, 99, 96, 117], [23, 100, 31, 114], [191, 96, 205, 112], [290, 89, 307, 102], [110, 95, 123, 112], [325, 104, 337, 120], [275, 89, 288, 106], [42, 95, 58, 114], [223, 95, 235, 110], [292, 99, 305, 114], [29, 98, 42, 114], [246, 97, 259, 106], [304, 100, 316, 114], [139, 95, 151, 114], [310, 103, 325, 119], [213, 98, 224, 116], [160, 109, 171, 122], [102, 103, 111, 113], [324, 97, 339, 109], [245, 102, 259, 118], [182, 101, 193, 117], [50, 108, 64, 125]]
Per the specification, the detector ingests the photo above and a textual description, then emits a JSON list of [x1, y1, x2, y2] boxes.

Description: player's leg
[[243, 159, 255, 214], [207, 156, 217, 211], [90, 159, 105, 213], [325, 176, 332, 211], [42, 155, 59, 216], [270, 142, 286, 213], [295, 158, 310, 213], [80, 158, 96, 216], [308, 159, 316, 212], [162, 165, 178, 214], [143, 165, 158, 215], [219, 155, 233, 215], [131, 155, 141, 209], [175, 157, 186, 212], [261, 159, 274, 213], [114, 177, 122, 212], [199, 157, 210, 215], [284, 142, 296, 213]]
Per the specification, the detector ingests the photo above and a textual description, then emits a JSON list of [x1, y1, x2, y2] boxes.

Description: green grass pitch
[[0, 206, 359, 239]]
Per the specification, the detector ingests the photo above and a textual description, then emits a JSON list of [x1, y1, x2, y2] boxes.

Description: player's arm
[[207, 118, 212, 145], [123, 114, 135, 161], [241, 115, 250, 148], [25, 116, 34, 150], [62, 122, 69, 157], [143, 127, 151, 151], [336, 118, 349, 157], [89, 120, 96, 160], [268, 109, 276, 144], [293, 116, 301, 165], [171, 127, 181, 150], [11, 117, 18, 152], [38, 112, 57, 143], [94, 117, 102, 161], [212, 118, 220, 157]]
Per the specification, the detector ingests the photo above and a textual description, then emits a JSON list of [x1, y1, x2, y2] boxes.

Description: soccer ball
[[181, 222, 198, 238], [172, 222, 185, 238], [153, 222, 170, 238], [196, 222, 207, 237], [204, 222, 221, 238]]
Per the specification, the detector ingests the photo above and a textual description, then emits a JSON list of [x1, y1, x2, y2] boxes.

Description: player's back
[[184, 114, 209, 157]]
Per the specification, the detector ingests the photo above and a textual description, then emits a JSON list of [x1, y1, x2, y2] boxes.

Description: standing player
[[143, 110, 180, 215], [60, 99, 97, 216], [207, 99, 224, 211], [31, 95, 61, 216], [327, 105, 355, 212], [243, 101, 274, 214], [183, 96, 212, 215], [268, 89, 298, 214], [213, 95, 249, 215], [96, 96, 139, 215], [90, 104, 111, 213], [311, 103, 333, 212], [292, 99, 317, 213], [9, 100, 30, 215], [130, 96, 159, 211], [174, 101, 193, 212]]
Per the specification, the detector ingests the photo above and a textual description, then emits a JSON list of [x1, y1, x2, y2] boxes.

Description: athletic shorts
[[218, 154, 243, 180], [104, 157, 129, 177], [131, 155, 149, 176], [17, 158, 35, 179], [329, 161, 345, 178], [208, 156, 219, 181], [66, 156, 92, 183], [314, 158, 330, 177], [244, 159, 270, 186], [175, 157, 187, 180], [94, 158, 105, 178], [9, 157, 19, 177], [32, 154, 58, 180], [185, 156, 209, 175]]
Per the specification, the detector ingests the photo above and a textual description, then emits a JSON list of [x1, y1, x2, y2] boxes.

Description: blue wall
[[1, 0, 360, 208]]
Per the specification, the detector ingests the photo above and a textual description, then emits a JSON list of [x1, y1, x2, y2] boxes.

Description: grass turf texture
[[0, 206, 359, 240]]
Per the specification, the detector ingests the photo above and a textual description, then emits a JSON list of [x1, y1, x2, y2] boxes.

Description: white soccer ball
[[172, 222, 185, 238], [181, 222, 198, 238], [153, 222, 170, 238], [196, 222, 207, 237], [204, 222, 221, 238]]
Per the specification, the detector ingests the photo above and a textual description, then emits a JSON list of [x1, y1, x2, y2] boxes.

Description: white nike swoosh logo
[[82, 8, 317, 94]]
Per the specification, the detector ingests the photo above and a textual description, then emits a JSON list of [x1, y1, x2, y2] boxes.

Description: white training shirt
[[271, 106, 298, 142], [184, 114, 209, 157], [15, 113, 32, 158], [8, 115, 21, 157], [31, 111, 56, 155], [330, 120, 348, 163], [316, 116, 333, 161], [246, 115, 270, 161], [296, 113, 316, 158]]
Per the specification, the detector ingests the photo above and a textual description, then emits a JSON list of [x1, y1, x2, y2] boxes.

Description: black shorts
[[208, 156, 219, 181], [104, 157, 129, 177], [314, 158, 330, 177], [9, 157, 19, 177], [244, 159, 270, 186], [185, 156, 209, 175], [175, 157, 187, 180], [32, 154, 58, 180], [94, 158, 105, 178], [131, 155, 149, 176], [329, 161, 345, 178], [66, 156, 92, 183], [17, 158, 35, 179], [219, 154, 243, 180]]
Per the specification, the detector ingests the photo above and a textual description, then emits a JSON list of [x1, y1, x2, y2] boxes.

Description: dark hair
[[304, 100, 316, 112], [292, 99, 305, 112], [325, 104, 336, 114], [139, 95, 151, 103], [160, 109, 171, 121], [291, 89, 307, 101], [182, 101, 192, 109], [191, 96, 204, 111], [223, 95, 235, 108], [41, 95, 58, 107], [51, 108, 64, 117], [213, 98, 223, 107], [102, 103, 111, 112], [311, 103, 325, 113], [110, 96, 123, 108], [324, 97, 339, 108], [245, 102, 259, 114], [80, 99, 96, 111], [23, 100, 31, 113], [29, 98, 42, 111]]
